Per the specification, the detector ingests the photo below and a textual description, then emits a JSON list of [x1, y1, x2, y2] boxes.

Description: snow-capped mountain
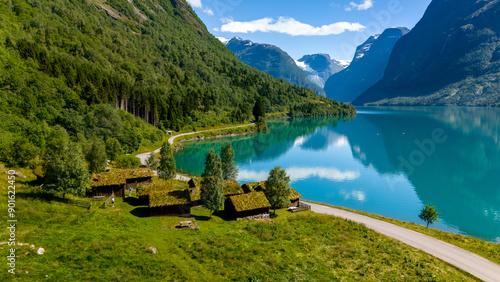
[[324, 27, 409, 103], [296, 54, 348, 88], [219, 37, 325, 96], [216, 37, 230, 45]]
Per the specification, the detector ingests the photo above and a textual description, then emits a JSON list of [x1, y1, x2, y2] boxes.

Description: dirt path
[[303, 201, 500, 282]]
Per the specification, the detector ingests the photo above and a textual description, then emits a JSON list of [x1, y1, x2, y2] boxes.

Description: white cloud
[[187, 0, 202, 8], [213, 27, 220, 32], [220, 17, 234, 24], [339, 190, 366, 202], [203, 8, 214, 16], [293, 136, 308, 146], [287, 167, 360, 182], [238, 167, 360, 183], [238, 170, 269, 182], [345, 0, 374, 11], [220, 17, 365, 36]]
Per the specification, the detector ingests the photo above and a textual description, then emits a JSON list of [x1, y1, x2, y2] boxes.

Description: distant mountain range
[[219, 37, 348, 96], [296, 54, 349, 88], [324, 27, 409, 103], [354, 0, 500, 106]]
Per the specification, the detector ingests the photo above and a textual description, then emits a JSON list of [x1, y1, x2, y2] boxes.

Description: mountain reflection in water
[[175, 108, 500, 242]]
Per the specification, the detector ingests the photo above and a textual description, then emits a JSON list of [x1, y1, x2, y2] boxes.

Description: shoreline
[[172, 130, 257, 154], [135, 123, 256, 165]]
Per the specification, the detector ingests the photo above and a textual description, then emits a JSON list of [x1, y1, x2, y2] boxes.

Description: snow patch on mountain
[[307, 74, 324, 88], [294, 60, 312, 72], [338, 60, 351, 67], [217, 37, 230, 45]]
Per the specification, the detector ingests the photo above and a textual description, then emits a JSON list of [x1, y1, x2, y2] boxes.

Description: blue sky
[[187, 0, 431, 61]]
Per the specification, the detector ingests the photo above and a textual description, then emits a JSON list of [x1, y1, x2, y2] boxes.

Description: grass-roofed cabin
[[90, 173, 126, 198], [90, 168, 153, 198], [123, 168, 153, 190], [225, 191, 271, 220], [149, 189, 191, 217], [189, 179, 244, 207], [136, 181, 164, 205], [137, 181, 191, 216]]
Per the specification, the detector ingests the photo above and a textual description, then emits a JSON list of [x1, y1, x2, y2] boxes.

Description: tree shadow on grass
[[130, 207, 150, 218], [17, 191, 58, 203], [17, 191, 82, 205], [192, 215, 211, 221], [192, 210, 232, 222]]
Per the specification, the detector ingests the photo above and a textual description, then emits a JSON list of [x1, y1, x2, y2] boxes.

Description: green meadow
[[0, 166, 477, 281]]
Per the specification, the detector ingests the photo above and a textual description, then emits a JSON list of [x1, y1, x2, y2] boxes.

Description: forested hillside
[[0, 0, 354, 168]]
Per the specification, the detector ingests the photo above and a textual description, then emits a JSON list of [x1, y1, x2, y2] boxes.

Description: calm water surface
[[175, 107, 500, 242]]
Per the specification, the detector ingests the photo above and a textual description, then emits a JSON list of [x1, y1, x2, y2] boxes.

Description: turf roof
[[229, 191, 271, 212], [136, 181, 172, 197], [90, 168, 153, 187], [149, 190, 191, 207]]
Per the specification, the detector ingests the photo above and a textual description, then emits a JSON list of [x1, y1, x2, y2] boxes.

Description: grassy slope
[[307, 201, 500, 265], [0, 166, 477, 281]]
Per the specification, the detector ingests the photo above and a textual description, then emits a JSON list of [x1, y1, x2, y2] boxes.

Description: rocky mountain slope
[[296, 54, 348, 88], [324, 27, 409, 103], [222, 37, 325, 95], [354, 0, 500, 106]]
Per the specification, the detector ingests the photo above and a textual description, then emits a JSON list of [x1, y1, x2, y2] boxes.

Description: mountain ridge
[[221, 37, 326, 96], [296, 53, 347, 89], [354, 0, 500, 106], [324, 27, 409, 103]]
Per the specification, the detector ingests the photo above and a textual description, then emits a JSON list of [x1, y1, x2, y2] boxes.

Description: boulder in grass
[[147, 246, 157, 254]]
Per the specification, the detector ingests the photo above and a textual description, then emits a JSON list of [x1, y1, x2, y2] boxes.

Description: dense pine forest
[[0, 0, 354, 169]]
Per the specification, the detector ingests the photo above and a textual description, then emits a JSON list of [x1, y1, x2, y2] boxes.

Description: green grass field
[[306, 202, 500, 265], [0, 166, 478, 281]]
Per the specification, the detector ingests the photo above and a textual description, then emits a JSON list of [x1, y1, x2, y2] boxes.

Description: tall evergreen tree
[[87, 139, 107, 173], [159, 142, 176, 180], [201, 149, 225, 218], [43, 127, 89, 198], [265, 166, 291, 215], [221, 143, 238, 180], [253, 97, 266, 122]]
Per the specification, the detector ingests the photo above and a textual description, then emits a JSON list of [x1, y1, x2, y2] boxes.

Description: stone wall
[[237, 213, 270, 221]]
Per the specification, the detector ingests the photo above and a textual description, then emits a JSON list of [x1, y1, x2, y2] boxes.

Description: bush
[[114, 155, 141, 169]]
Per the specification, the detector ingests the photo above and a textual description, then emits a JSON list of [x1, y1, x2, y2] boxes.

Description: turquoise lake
[[175, 107, 500, 242]]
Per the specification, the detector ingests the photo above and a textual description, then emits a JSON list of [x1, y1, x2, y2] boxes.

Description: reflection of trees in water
[[429, 107, 500, 147], [334, 114, 396, 175], [350, 109, 500, 241], [175, 116, 354, 176]]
